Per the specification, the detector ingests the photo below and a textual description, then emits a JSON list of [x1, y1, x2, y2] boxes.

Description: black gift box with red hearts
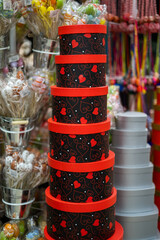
[[49, 151, 114, 203], [51, 86, 108, 124], [48, 118, 110, 163], [59, 25, 107, 55], [45, 187, 116, 240], [56, 55, 106, 88]]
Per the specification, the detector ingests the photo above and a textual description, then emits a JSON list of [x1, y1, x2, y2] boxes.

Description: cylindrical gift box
[[111, 129, 148, 148], [51, 86, 108, 124], [157, 86, 160, 105], [46, 187, 116, 240], [116, 207, 159, 240], [152, 145, 160, 166], [154, 105, 160, 124], [114, 163, 153, 189], [116, 184, 155, 213], [152, 123, 160, 145], [110, 145, 150, 167], [115, 111, 147, 131], [155, 191, 160, 213], [48, 151, 114, 202], [48, 118, 110, 163], [153, 166, 160, 191], [44, 222, 124, 240], [55, 55, 106, 88], [59, 25, 107, 55]]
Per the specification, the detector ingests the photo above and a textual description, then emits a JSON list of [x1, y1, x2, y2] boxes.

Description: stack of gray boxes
[[111, 111, 160, 239]]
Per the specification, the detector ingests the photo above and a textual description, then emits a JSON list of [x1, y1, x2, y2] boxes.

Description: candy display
[[0, 67, 49, 118], [62, 0, 107, 26], [25, 0, 64, 40], [0, 221, 26, 240], [0, 0, 23, 36], [2, 145, 49, 189]]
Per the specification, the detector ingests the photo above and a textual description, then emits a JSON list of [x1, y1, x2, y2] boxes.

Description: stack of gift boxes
[[152, 86, 160, 231], [111, 111, 159, 239], [44, 25, 123, 240]]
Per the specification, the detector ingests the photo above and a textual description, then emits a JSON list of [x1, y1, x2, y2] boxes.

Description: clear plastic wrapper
[[0, 68, 49, 118], [25, 0, 64, 40], [62, 0, 107, 25], [2, 145, 49, 190], [0, 0, 24, 36], [107, 85, 124, 127], [0, 220, 26, 240]]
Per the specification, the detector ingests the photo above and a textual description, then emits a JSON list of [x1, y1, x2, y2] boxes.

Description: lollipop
[[2, 145, 49, 189]]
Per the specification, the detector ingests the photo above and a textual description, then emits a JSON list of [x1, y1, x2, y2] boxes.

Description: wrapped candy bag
[[2, 145, 49, 190], [0, 0, 24, 36], [0, 221, 26, 240], [62, 0, 106, 25], [0, 67, 49, 119], [107, 85, 124, 127]]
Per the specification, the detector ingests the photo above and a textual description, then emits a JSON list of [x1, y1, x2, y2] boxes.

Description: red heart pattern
[[51, 149, 54, 156], [93, 219, 100, 226], [101, 153, 105, 160], [101, 132, 105, 136], [52, 225, 56, 232], [86, 196, 93, 202], [56, 170, 61, 178], [91, 65, 97, 73], [60, 108, 66, 115], [105, 175, 110, 183], [56, 194, 61, 200], [90, 139, 97, 147], [102, 38, 105, 46], [61, 140, 64, 146], [50, 175, 53, 182], [92, 108, 99, 115], [69, 156, 76, 163], [72, 39, 79, 48], [73, 180, 81, 189], [109, 222, 113, 229], [53, 115, 57, 122], [60, 220, 67, 228], [80, 117, 87, 124], [84, 33, 91, 38], [79, 74, 86, 83], [86, 172, 93, 179], [81, 229, 88, 237], [60, 67, 65, 75], [69, 134, 76, 138]]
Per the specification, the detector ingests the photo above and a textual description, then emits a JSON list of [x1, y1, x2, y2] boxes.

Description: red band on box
[[109, 222, 124, 240], [45, 187, 116, 212], [48, 151, 114, 172], [58, 25, 107, 35], [152, 129, 160, 145], [48, 118, 110, 134], [55, 55, 107, 64], [51, 86, 108, 97], [44, 222, 123, 240]]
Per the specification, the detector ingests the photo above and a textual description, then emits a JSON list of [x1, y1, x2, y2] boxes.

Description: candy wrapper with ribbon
[[0, 67, 49, 119], [2, 145, 49, 190], [107, 85, 124, 127], [0, 0, 24, 36], [1, 143, 49, 219], [62, 0, 106, 25], [24, 0, 64, 40]]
